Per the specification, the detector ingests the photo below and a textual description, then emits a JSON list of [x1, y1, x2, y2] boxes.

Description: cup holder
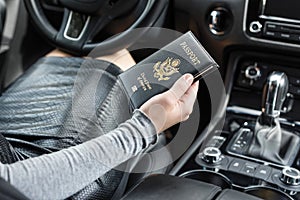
[[179, 169, 233, 189], [244, 186, 294, 200]]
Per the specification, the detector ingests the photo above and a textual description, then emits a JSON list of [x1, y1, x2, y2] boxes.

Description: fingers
[[184, 81, 199, 104], [179, 81, 199, 120], [167, 74, 194, 100], [140, 75, 199, 133]]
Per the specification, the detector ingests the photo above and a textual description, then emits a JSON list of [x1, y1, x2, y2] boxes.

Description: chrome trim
[[262, 72, 288, 118], [243, 0, 300, 49], [260, 0, 266, 15], [260, 15, 300, 25], [260, 0, 300, 24], [63, 11, 91, 41]]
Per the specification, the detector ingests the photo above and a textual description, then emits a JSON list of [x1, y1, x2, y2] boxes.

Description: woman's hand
[[140, 74, 199, 134]]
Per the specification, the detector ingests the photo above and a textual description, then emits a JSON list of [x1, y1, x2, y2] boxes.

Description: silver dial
[[249, 21, 262, 33], [245, 64, 261, 80], [202, 147, 222, 164], [280, 167, 300, 186]]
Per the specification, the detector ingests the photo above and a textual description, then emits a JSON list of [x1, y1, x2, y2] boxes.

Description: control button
[[229, 128, 253, 154], [241, 163, 257, 176], [290, 76, 300, 86], [289, 85, 300, 96], [206, 136, 226, 149], [249, 21, 262, 33], [254, 165, 272, 180], [245, 64, 261, 80], [265, 23, 279, 31], [280, 33, 291, 39], [202, 147, 222, 164], [280, 167, 300, 185], [228, 159, 245, 172], [264, 31, 276, 37]]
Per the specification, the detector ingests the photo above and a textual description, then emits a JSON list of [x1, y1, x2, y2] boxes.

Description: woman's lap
[[0, 56, 129, 159]]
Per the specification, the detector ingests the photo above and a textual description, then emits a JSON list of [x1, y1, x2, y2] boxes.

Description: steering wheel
[[24, 0, 168, 55]]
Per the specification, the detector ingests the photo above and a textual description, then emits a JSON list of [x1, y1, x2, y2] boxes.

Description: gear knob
[[261, 71, 289, 124]]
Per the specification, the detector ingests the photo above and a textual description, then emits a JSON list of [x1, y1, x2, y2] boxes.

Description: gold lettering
[[137, 76, 146, 91], [137, 73, 152, 91], [180, 41, 201, 66], [141, 73, 152, 90]]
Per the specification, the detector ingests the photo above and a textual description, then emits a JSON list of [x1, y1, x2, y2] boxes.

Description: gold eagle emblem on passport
[[153, 57, 180, 81]]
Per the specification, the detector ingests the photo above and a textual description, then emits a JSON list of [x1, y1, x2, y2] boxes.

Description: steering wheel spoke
[[55, 9, 91, 52], [61, 10, 90, 42], [56, 8, 114, 54]]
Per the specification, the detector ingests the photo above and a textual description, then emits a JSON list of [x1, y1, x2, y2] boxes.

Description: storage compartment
[[179, 170, 232, 189], [122, 174, 222, 200]]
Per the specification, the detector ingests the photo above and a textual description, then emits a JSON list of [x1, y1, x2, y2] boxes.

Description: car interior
[[0, 0, 299, 199]]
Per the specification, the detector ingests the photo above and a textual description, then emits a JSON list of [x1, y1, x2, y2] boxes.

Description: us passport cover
[[118, 31, 219, 109]]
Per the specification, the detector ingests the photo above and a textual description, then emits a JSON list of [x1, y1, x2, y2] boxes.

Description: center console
[[171, 49, 300, 199], [124, 49, 300, 200]]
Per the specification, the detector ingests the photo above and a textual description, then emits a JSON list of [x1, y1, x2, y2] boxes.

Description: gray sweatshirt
[[0, 110, 157, 200]]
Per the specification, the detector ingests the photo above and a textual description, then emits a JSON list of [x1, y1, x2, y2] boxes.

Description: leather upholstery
[[122, 174, 221, 200], [248, 119, 300, 165], [122, 175, 266, 200]]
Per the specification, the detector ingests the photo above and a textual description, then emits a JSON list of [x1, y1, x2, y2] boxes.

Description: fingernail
[[193, 81, 199, 88], [185, 74, 193, 84]]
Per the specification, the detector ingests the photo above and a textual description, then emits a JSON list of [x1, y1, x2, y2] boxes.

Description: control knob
[[202, 147, 222, 164], [249, 21, 262, 33], [245, 64, 261, 81], [208, 7, 231, 35], [280, 167, 300, 185]]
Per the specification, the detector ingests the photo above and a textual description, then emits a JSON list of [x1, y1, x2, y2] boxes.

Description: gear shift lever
[[260, 71, 289, 125], [247, 71, 300, 165]]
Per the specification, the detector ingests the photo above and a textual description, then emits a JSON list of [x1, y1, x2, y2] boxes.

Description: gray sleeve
[[0, 110, 157, 200]]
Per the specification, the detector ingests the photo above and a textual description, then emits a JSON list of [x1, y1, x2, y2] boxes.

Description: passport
[[118, 31, 219, 109]]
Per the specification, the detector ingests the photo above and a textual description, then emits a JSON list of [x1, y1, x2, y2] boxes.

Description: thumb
[[167, 74, 194, 100]]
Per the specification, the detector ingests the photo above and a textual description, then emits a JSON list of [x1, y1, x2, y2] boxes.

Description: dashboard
[[165, 0, 300, 199], [172, 0, 300, 122]]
